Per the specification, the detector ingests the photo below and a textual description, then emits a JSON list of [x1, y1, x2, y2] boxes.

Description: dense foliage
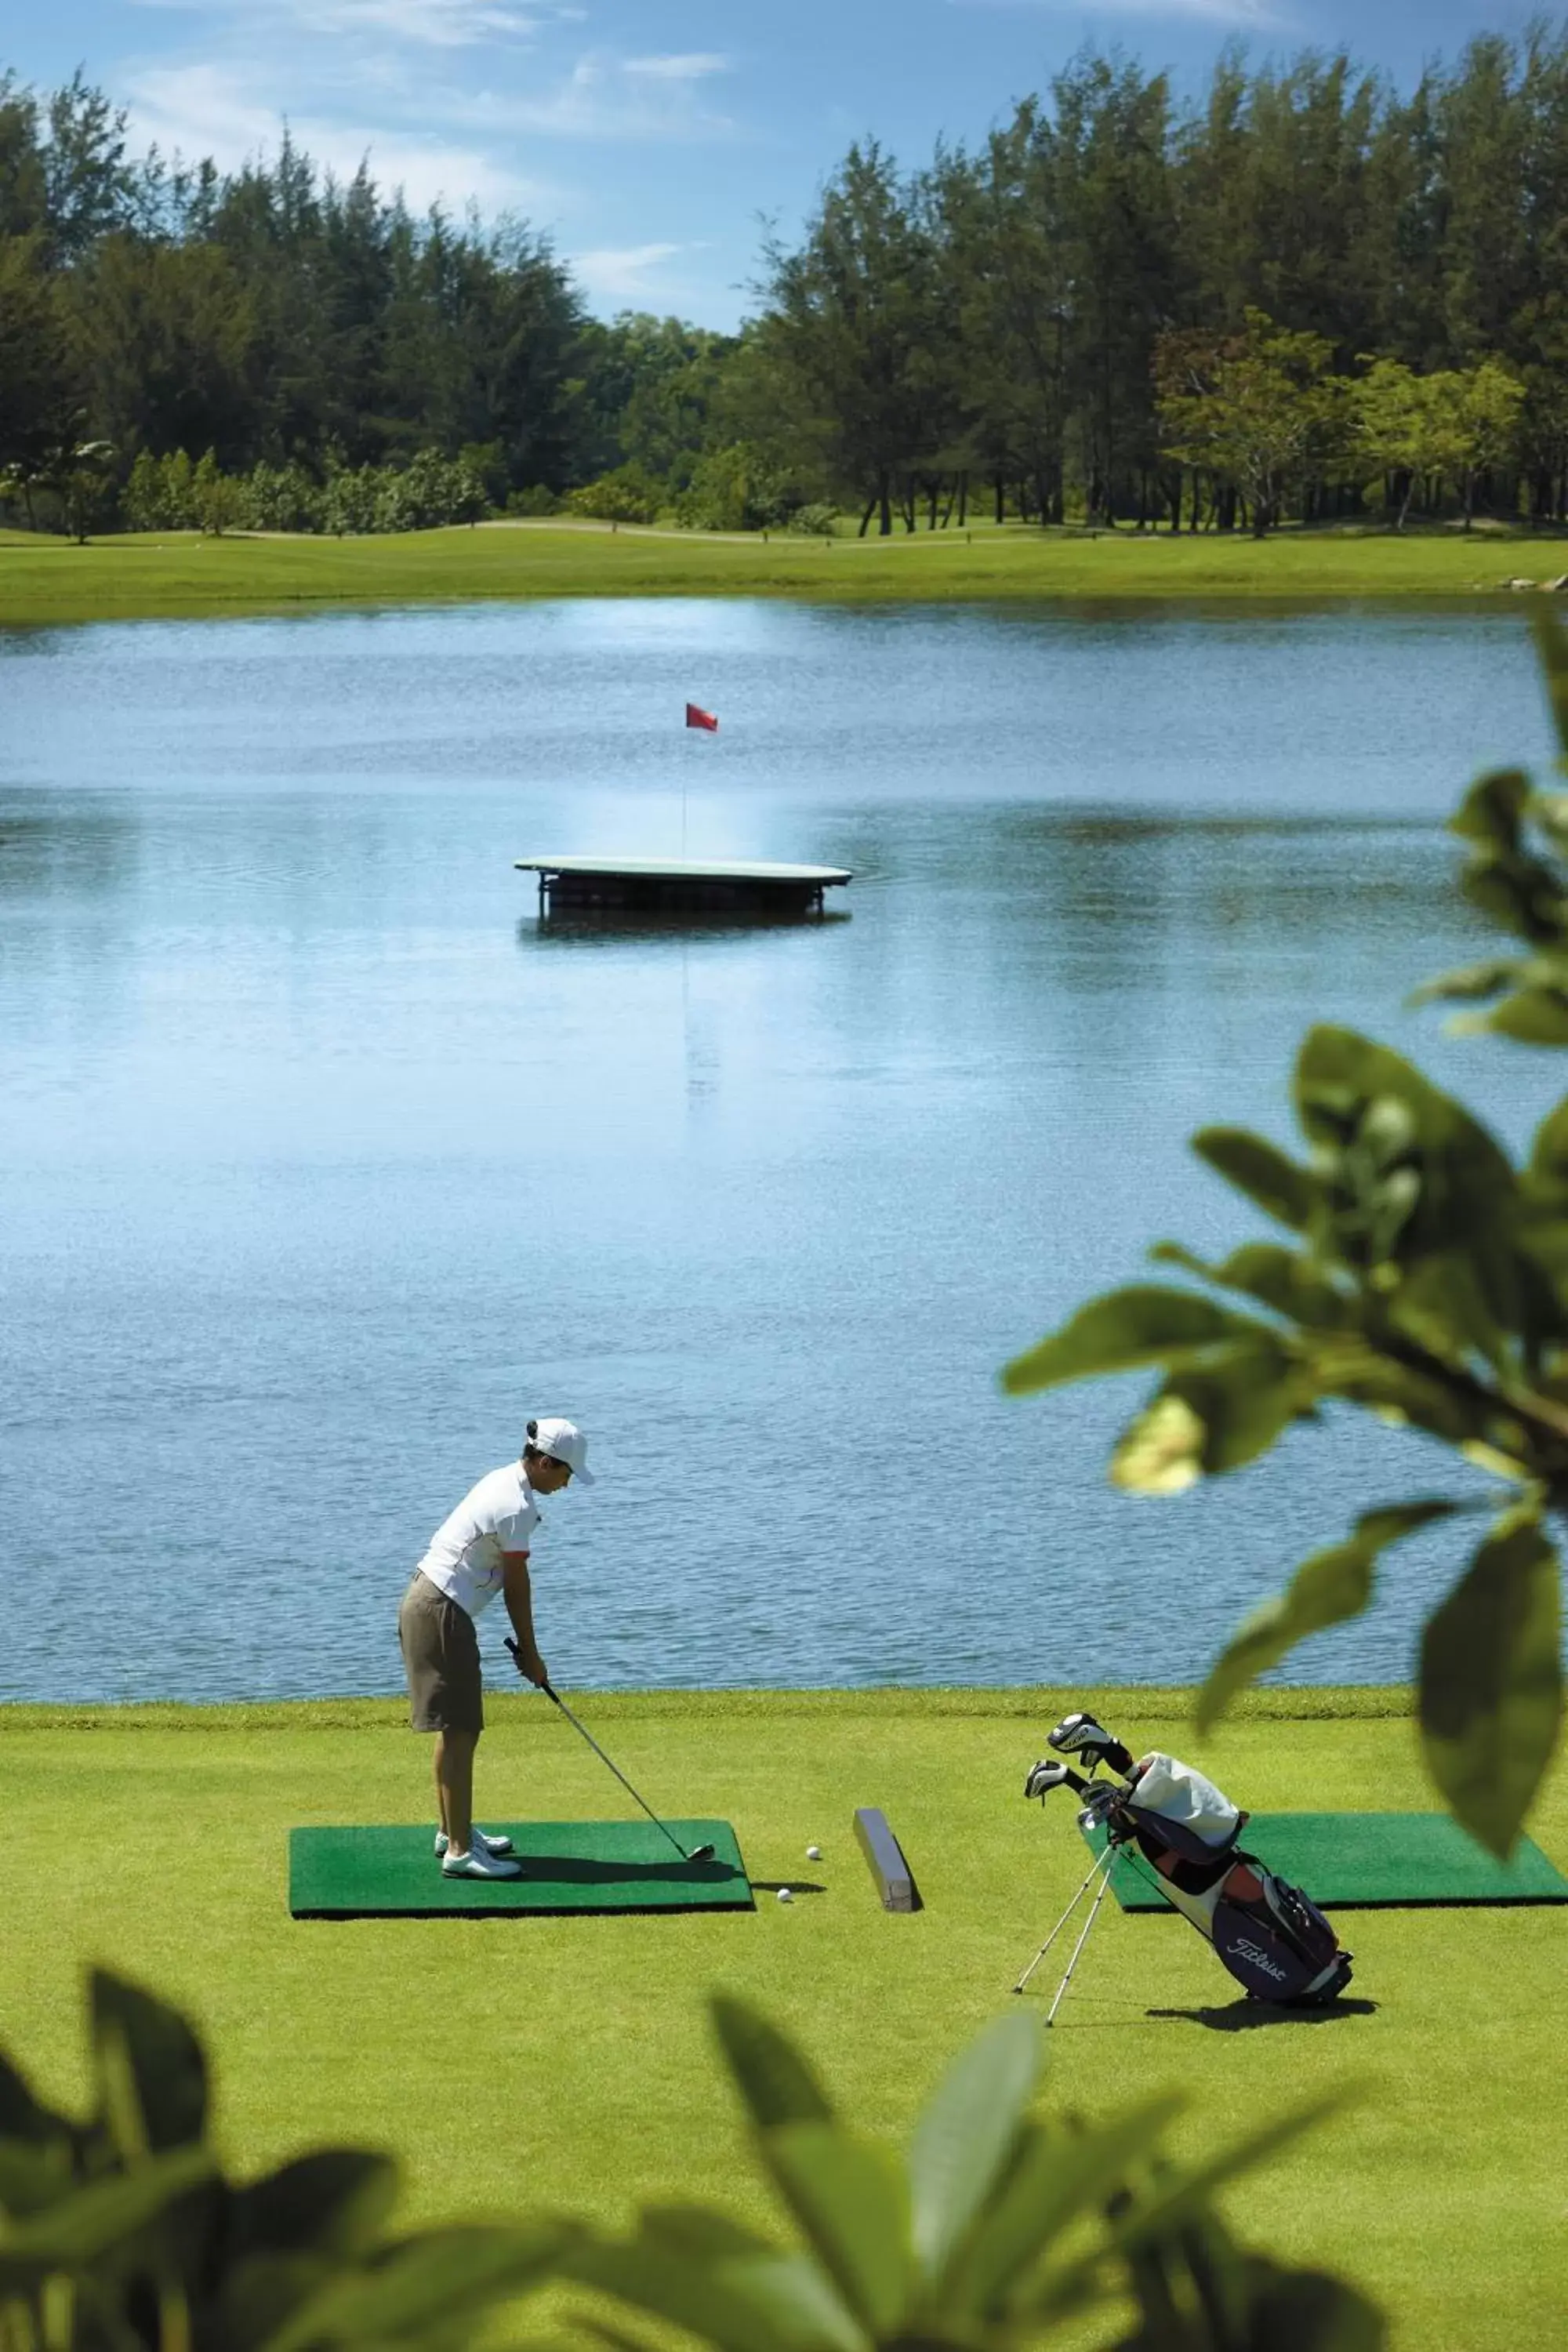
[[0, 1970, 1379, 2350], [1005, 612, 1568, 1858], [9, 35, 1568, 535]]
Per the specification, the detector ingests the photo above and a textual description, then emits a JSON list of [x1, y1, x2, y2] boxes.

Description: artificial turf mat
[[289, 1818, 751, 1918], [1081, 1810, 1568, 1911]]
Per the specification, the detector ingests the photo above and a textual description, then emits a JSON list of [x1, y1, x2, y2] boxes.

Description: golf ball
[[805, 1844, 822, 1860], [777, 1887, 793, 1904]]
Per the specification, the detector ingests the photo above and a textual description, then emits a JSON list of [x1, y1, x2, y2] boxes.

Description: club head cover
[[1049, 1710, 1116, 1755], [1025, 1759, 1073, 1800]]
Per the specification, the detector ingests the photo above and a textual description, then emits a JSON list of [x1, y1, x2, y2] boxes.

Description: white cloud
[[571, 239, 684, 302], [953, 0, 1278, 20], [623, 53, 730, 82], [130, 0, 567, 43], [432, 51, 735, 140], [125, 61, 556, 213]]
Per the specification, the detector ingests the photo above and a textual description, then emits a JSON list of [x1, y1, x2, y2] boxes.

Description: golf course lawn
[[2, 519, 1566, 625], [0, 1683, 1562, 2347]]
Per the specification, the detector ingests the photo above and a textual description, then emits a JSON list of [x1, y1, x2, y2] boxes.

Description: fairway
[[1, 518, 1563, 626], [1, 1684, 1563, 2348]]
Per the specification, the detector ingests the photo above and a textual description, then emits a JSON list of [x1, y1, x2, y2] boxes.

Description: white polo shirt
[[416, 1461, 540, 1620]]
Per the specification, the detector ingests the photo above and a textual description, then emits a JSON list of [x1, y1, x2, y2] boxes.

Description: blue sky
[[4, 1, 1550, 328]]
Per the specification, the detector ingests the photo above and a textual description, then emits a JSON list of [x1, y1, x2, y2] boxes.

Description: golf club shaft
[[506, 1639, 695, 1862]]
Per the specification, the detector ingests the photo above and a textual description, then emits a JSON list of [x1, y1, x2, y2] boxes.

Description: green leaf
[[1237, 2256, 1388, 2351], [757, 2124, 912, 2340], [1002, 1287, 1273, 1397], [0, 2137, 74, 2222], [564, 2232, 821, 2352], [1526, 1095, 1568, 1198], [636, 2205, 777, 2262], [1409, 956, 1526, 1007], [720, 2252, 871, 2352], [229, 2149, 401, 2262], [210, 2251, 338, 2352], [1531, 604, 1568, 767], [0, 2146, 215, 2288], [1449, 767, 1530, 849], [1418, 1508, 1564, 1856], [907, 2010, 1040, 2289], [1466, 987, 1568, 1046], [1385, 1250, 1509, 1374], [0, 2058, 61, 2148], [1190, 1128, 1316, 1231], [946, 2092, 1184, 2320], [1206, 1243, 1348, 1327], [89, 1971, 206, 2156], [709, 1998, 834, 2130], [1196, 1501, 1457, 1731], [262, 2223, 568, 2352], [1034, 2095, 1347, 2320], [1111, 1343, 1305, 1494], [1293, 1027, 1519, 1278]]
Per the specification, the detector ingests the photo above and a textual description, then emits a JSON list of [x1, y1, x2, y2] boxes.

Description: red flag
[[685, 702, 718, 731]]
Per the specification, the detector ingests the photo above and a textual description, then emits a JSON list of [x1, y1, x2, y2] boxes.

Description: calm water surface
[[1, 599, 1558, 1703]]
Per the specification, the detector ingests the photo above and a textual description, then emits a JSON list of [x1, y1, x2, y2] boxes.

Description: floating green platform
[[289, 1819, 751, 1918], [1081, 1811, 1568, 1912]]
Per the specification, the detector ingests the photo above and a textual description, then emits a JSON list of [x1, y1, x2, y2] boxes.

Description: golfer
[[398, 1417, 594, 1878]]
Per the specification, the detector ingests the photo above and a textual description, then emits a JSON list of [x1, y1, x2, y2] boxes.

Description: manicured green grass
[[0, 519, 1564, 625], [2, 1684, 1563, 2346]]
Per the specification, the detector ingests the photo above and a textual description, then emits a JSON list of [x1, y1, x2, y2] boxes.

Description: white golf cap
[[531, 1416, 595, 1483]]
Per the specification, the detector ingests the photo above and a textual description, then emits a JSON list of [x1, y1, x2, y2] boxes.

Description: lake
[[1, 597, 1559, 1705]]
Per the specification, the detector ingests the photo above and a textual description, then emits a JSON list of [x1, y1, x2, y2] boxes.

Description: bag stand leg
[[1012, 1843, 1116, 1999], [1045, 1851, 1116, 2027]]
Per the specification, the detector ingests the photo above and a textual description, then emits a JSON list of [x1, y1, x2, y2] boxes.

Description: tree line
[[6, 33, 1568, 537]]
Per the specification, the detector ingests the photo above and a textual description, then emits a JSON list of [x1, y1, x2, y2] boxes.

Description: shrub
[[506, 483, 561, 515], [789, 499, 840, 537], [565, 462, 662, 524]]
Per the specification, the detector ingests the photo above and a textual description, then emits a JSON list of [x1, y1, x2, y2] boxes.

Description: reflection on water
[[0, 600, 1558, 1704]]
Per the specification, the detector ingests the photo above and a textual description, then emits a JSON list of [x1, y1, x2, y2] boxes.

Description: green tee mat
[[1079, 1811, 1568, 1911], [289, 1819, 751, 1918]]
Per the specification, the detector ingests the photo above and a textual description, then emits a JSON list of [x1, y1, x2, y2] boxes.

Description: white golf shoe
[[441, 1843, 523, 1880], [435, 1828, 514, 1858]]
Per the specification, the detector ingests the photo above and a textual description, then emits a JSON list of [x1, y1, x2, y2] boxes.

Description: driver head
[[1049, 1710, 1116, 1755]]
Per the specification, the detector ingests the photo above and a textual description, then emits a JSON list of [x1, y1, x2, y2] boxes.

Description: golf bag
[[1026, 1718, 1352, 2008]]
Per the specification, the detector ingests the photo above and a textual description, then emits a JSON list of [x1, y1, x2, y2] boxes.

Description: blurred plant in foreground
[[1005, 606, 1568, 1857]]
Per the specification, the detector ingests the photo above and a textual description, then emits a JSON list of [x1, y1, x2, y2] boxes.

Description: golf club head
[[1048, 1710, 1115, 1755], [686, 1842, 717, 1864], [1076, 1782, 1123, 1831]]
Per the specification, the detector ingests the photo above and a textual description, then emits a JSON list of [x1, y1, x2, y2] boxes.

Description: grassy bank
[[2, 518, 1565, 625], [1, 1683, 1563, 2347]]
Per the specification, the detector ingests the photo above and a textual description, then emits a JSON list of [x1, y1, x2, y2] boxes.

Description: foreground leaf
[[1196, 1501, 1459, 1730], [1419, 1508, 1564, 1855], [89, 1970, 208, 2156], [948, 2093, 1184, 2318], [230, 2148, 401, 2263], [1036, 2094, 1348, 2320], [1003, 1287, 1272, 1396], [263, 2222, 568, 2352], [907, 2009, 1040, 2291], [757, 2124, 912, 2340], [1111, 1341, 1305, 1493], [1190, 1128, 1316, 1230], [0, 2146, 215, 2288], [566, 2229, 839, 2352], [710, 1999, 834, 2130]]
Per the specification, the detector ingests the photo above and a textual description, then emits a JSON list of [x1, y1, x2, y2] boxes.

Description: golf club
[[506, 1639, 717, 1864]]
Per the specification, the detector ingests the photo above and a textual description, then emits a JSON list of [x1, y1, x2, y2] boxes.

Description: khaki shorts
[[398, 1573, 483, 1734]]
